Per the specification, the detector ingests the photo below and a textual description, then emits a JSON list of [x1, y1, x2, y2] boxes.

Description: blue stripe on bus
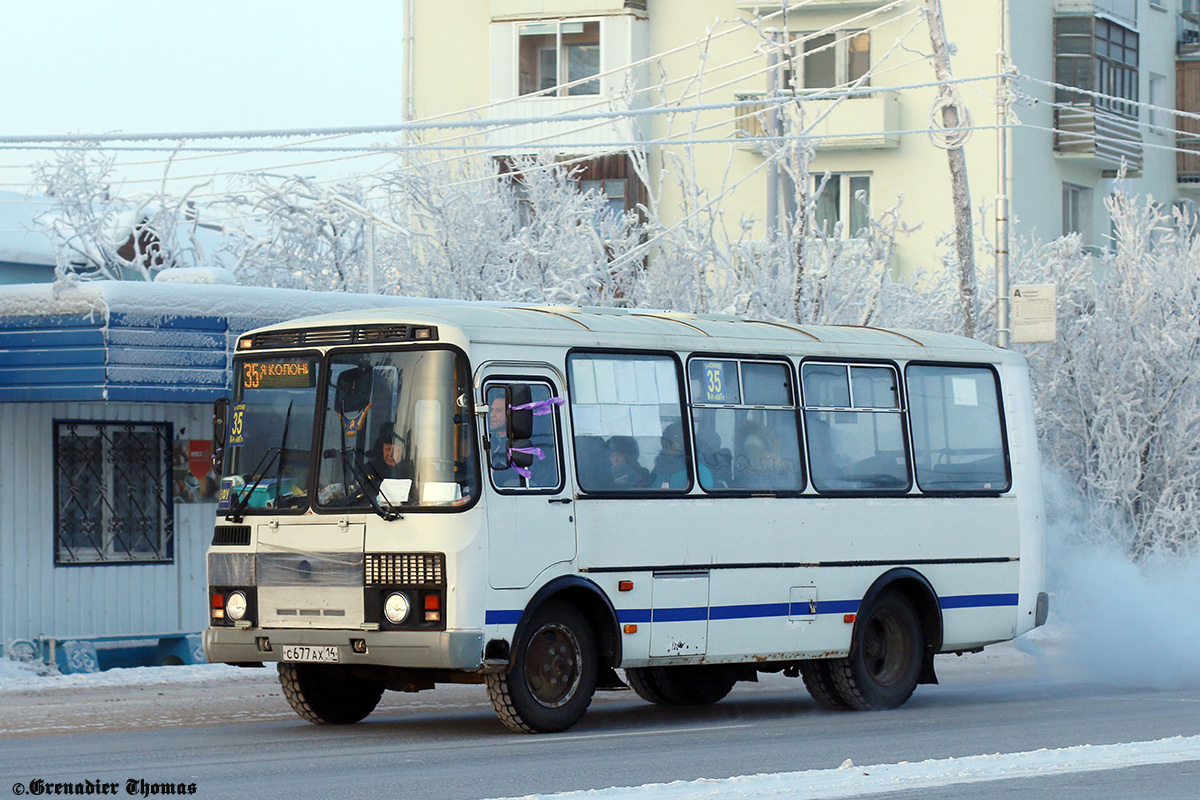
[[486, 593, 1018, 627], [652, 606, 709, 622], [939, 593, 1019, 609]]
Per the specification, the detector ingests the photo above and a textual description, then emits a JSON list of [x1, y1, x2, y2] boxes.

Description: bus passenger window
[[568, 352, 686, 493], [905, 365, 1009, 492], [802, 362, 909, 493], [688, 358, 804, 493]]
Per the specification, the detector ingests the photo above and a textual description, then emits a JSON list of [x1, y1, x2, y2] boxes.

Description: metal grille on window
[[54, 421, 174, 565]]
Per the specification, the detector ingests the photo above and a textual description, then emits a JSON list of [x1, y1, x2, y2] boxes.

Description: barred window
[[54, 421, 174, 565]]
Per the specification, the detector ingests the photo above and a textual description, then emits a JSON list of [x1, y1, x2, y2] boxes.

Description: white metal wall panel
[[0, 401, 215, 654]]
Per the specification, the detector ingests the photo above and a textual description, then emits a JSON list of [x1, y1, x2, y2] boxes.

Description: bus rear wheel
[[486, 601, 597, 733], [625, 665, 736, 705], [799, 660, 852, 710], [829, 589, 924, 711], [278, 663, 384, 724]]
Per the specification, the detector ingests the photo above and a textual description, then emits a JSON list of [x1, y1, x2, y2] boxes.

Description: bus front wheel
[[829, 589, 924, 710], [486, 601, 597, 733], [278, 663, 384, 724]]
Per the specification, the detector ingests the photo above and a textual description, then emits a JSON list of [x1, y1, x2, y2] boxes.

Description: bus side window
[[905, 365, 1009, 492], [801, 362, 909, 493], [484, 381, 563, 492], [689, 358, 804, 493], [568, 352, 686, 493]]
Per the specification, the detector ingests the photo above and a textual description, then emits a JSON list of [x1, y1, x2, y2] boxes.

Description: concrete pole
[[994, 0, 1011, 348], [765, 30, 780, 240], [923, 0, 977, 339]]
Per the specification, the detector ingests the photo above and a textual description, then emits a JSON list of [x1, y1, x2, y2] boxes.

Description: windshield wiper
[[273, 401, 295, 510], [324, 448, 403, 521]]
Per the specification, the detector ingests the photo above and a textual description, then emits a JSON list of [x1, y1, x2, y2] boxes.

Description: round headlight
[[383, 592, 410, 625], [226, 591, 248, 622]]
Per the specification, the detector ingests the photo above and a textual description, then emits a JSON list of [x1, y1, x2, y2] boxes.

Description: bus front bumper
[[203, 627, 484, 670]]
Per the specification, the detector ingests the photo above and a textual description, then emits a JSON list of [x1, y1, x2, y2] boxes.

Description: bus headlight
[[383, 592, 411, 625], [226, 591, 248, 622]]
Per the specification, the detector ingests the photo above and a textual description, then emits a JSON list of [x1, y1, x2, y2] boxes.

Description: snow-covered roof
[[0, 281, 446, 403]]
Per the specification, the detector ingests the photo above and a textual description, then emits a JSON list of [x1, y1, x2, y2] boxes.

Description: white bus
[[204, 304, 1048, 733]]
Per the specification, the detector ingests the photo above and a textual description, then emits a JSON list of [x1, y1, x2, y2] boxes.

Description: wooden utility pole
[[923, 0, 977, 339]]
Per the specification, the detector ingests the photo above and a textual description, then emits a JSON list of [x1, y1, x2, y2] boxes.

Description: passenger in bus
[[695, 429, 732, 489], [734, 420, 795, 489], [606, 436, 650, 489], [487, 395, 521, 487], [649, 423, 711, 489]]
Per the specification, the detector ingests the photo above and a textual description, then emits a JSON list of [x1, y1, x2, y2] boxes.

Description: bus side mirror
[[509, 383, 534, 441], [212, 397, 229, 475]]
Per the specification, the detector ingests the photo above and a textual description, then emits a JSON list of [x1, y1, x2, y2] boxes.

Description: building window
[[786, 30, 870, 91], [54, 421, 174, 565], [1147, 72, 1165, 133], [812, 173, 870, 237], [519, 20, 601, 96], [1054, 16, 1139, 118], [1062, 182, 1093, 239]]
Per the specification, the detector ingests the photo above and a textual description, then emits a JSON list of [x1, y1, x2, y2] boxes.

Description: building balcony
[[733, 90, 900, 152], [1053, 104, 1143, 172]]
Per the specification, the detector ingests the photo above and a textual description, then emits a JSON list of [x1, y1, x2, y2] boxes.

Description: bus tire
[[830, 589, 924, 711], [486, 601, 597, 733], [624, 665, 735, 705], [799, 660, 852, 711], [277, 663, 384, 724]]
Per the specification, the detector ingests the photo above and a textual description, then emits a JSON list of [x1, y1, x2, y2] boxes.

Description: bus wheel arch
[[511, 575, 623, 680], [860, 568, 943, 685]]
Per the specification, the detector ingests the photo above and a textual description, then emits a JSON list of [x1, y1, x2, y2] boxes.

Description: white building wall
[[0, 401, 214, 653]]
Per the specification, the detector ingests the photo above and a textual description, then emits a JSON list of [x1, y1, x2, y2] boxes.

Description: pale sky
[[0, 0, 408, 189]]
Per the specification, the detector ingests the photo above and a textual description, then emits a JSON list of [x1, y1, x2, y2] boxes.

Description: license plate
[[281, 645, 339, 663]]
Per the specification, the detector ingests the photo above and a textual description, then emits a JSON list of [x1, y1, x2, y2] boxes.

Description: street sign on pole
[[1011, 284, 1056, 343]]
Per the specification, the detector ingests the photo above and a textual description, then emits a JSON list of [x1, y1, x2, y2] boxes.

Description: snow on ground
[[0, 657, 263, 693], [483, 736, 1200, 800]]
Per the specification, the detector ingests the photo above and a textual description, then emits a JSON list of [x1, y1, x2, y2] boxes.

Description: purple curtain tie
[[510, 397, 565, 416]]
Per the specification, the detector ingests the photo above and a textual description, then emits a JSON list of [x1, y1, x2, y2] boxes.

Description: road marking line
[[522, 723, 755, 744]]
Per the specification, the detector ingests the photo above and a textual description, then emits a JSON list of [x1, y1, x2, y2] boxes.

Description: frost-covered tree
[[218, 175, 375, 293], [375, 152, 644, 306], [34, 143, 204, 285], [1015, 194, 1200, 559]]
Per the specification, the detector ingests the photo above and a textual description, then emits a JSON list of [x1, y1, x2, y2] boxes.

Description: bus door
[[481, 367, 576, 590]]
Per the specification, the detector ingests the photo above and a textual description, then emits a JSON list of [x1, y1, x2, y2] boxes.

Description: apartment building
[[407, 0, 1195, 275]]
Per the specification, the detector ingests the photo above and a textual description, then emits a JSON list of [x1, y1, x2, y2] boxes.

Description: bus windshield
[[225, 355, 322, 512], [316, 348, 478, 511]]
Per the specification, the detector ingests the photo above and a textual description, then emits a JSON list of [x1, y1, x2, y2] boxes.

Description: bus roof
[[242, 303, 1022, 365]]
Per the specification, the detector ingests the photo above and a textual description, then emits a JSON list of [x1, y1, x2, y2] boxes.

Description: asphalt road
[[2, 645, 1199, 800]]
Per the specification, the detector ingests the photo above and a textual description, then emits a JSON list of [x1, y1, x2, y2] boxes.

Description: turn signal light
[[844, 614, 857, 624], [424, 594, 441, 611], [623, 624, 638, 634], [618, 581, 634, 592]]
